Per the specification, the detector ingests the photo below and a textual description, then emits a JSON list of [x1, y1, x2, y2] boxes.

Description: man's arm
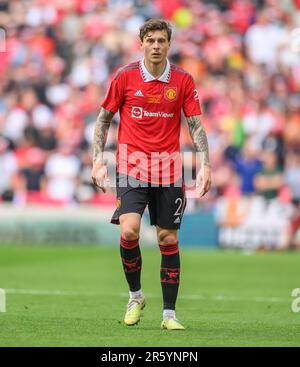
[[186, 115, 211, 197], [93, 108, 114, 164], [92, 108, 114, 192], [186, 115, 210, 166]]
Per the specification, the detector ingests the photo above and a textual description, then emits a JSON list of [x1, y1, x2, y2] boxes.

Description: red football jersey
[[101, 59, 201, 184]]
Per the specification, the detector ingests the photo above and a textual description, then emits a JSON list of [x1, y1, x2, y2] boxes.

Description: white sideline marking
[[4, 288, 289, 304], [0, 288, 6, 312], [120, 292, 289, 303], [5, 288, 97, 296]]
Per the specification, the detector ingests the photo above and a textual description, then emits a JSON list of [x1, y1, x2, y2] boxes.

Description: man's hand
[[91, 161, 109, 193], [196, 164, 212, 197]]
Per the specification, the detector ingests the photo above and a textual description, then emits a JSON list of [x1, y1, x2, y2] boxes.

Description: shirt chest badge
[[164, 87, 177, 102]]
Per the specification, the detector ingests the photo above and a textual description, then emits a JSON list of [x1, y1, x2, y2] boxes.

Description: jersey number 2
[[174, 198, 184, 217]]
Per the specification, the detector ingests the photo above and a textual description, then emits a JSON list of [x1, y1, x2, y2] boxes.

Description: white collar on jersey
[[139, 58, 171, 83]]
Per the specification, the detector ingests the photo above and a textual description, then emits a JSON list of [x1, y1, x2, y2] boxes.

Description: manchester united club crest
[[164, 87, 177, 102]]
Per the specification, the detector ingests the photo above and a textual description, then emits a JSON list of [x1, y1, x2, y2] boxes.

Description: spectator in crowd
[[230, 139, 262, 195], [44, 141, 81, 203], [0, 135, 18, 201], [254, 149, 283, 200], [279, 147, 300, 250]]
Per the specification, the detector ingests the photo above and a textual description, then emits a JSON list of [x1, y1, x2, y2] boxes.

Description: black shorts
[[111, 175, 186, 229]]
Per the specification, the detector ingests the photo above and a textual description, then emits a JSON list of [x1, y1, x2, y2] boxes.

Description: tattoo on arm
[[93, 108, 114, 163], [187, 115, 210, 166]]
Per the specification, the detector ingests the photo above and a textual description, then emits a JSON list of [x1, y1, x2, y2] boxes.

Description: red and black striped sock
[[159, 241, 180, 310], [120, 237, 142, 292]]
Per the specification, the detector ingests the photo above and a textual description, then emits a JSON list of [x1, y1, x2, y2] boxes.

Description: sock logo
[[167, 271, 178, 279], [122, 256, 141, 273], [160, 268, 180, 284]]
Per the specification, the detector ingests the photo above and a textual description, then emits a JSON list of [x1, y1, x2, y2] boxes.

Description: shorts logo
[[164, 87, 177, 102], [116, 197, 121, 209], [131, 106, 143, 119]]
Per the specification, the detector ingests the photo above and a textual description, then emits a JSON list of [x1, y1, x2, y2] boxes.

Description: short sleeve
[[101, 70, 125, 113], [182, 75, 202, 117]]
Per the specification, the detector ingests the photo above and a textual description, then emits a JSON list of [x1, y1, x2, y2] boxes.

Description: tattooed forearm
[[93, 108, 114, 163], [187, 115, 210, 166]]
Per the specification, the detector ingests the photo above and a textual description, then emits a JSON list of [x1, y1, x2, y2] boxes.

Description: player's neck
[[144, 59, 167, 79]]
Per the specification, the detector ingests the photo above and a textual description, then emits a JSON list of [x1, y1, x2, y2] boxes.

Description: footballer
[[92, 19, 211, 330]]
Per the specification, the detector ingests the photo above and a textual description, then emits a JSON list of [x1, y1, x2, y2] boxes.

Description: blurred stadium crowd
[[0, 0, 300, 247]]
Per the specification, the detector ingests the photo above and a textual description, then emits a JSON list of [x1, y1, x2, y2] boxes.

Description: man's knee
[[157, 229, 179, 255], [121, 228, 139, 241], [120, 214, 141, 241], [157, 228, 178, 245]]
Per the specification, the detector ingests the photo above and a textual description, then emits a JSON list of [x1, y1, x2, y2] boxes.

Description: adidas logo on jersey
[[134, 90, 144, 97], [174, 217, 181, 224]]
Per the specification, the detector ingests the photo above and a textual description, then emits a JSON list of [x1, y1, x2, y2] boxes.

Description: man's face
[[141, 30, 170, 65]]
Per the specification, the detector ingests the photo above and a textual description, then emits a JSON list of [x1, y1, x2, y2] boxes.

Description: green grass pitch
[[0, 245, 300, 346]]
